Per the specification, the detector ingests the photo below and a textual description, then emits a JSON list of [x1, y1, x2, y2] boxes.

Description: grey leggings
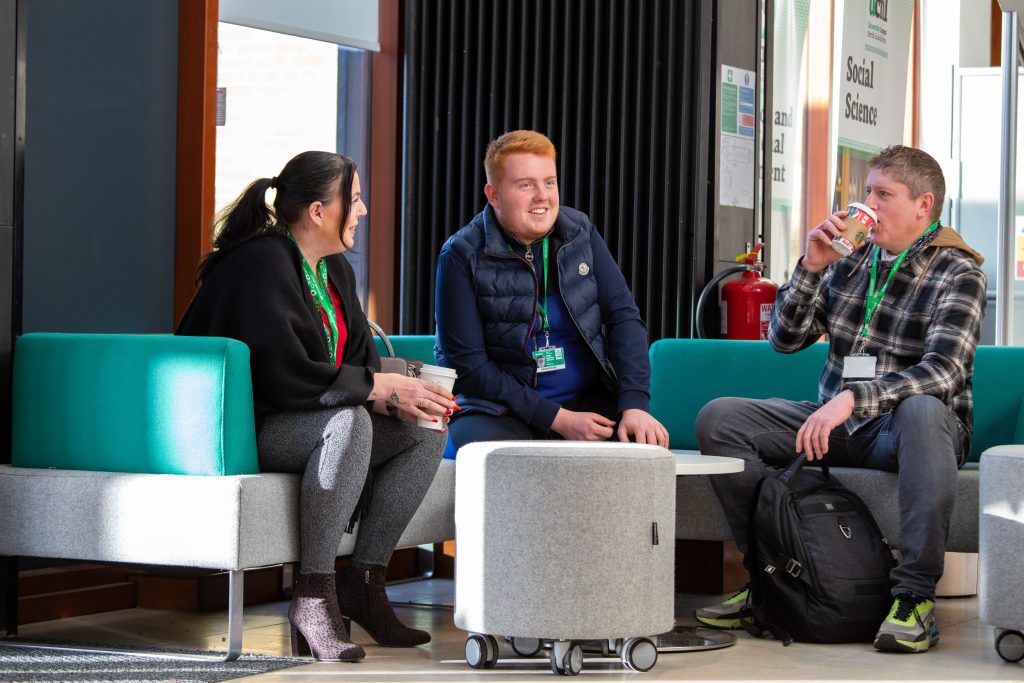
[[257, 406, 445, 573]]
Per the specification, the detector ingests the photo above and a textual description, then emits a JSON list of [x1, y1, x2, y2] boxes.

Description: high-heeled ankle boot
[[336, 564, 431, 647], [289, 572, 365, 661]]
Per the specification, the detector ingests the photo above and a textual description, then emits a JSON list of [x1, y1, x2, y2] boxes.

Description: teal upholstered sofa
[[0, 332, 446, 659], [3, 333, 1019, 657], [648, 339, 1024, 553]]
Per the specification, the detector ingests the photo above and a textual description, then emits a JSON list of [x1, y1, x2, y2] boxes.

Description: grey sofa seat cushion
[[0, 459, 455, 570], [674, 460, 979, 553]]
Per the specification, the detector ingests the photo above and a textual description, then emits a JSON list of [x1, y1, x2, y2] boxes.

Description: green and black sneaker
[[873, 594, 940, 653], [694, 586, 750, 630]]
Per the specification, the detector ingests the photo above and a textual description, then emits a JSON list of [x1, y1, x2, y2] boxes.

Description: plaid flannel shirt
[[769, 228, 987, 435]]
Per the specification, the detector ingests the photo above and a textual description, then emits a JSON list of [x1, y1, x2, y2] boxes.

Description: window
[[215, 23, 372, 303]]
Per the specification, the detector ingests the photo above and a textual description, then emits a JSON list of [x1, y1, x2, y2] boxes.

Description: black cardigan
[[176, 233, 380, 429]]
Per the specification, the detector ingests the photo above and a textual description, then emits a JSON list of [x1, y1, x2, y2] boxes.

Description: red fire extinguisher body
[[722, 270, 778, 340]]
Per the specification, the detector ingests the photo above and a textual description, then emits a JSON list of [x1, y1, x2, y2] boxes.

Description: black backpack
[[740, 455, 897, 644]]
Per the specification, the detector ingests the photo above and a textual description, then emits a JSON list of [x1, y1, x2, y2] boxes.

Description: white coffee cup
[[416, 364, 458, 430]]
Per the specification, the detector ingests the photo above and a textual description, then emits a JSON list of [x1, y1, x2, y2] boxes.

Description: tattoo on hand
[[390, 390, 404, 405]]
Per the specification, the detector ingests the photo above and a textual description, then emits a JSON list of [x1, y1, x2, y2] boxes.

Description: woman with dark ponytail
[[178, 151, 453, 662]]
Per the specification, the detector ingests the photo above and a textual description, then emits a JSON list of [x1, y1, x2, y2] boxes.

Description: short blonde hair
[[484, 130, 557, 185]]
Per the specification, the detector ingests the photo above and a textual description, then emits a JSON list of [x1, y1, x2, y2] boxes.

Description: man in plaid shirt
[[693, 146, 986, 653]]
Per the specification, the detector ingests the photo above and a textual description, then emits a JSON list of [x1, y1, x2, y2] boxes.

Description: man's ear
[[917, 192, 935, 221], [484, 183, 499, 209]]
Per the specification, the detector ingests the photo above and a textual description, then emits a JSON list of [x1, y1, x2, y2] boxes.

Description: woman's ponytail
[[195, 177, 276, 284]]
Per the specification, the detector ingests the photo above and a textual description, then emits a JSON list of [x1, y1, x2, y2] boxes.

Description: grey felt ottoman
[[979, 446, 1024, 663], [453, 441, 676, 674]]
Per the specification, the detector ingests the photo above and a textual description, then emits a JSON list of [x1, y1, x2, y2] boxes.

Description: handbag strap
[[367, 319, 395, 357]]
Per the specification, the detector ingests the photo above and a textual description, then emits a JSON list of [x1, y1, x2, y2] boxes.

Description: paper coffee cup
[[416, 364, 457, 430], [832, 202, 877, 256]]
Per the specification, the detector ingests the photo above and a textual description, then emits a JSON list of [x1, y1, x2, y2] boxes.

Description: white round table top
[[672, 450, 745, 475]]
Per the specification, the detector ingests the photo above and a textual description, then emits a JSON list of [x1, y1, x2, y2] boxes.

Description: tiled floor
[[15, 579, 1024, 682]]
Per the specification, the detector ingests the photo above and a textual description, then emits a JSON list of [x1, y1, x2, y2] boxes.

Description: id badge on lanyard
[[842, 322, 876, 379], [529, 237, 566, 373], [842, 352, 877, 379], [533, 342, 566, 373]]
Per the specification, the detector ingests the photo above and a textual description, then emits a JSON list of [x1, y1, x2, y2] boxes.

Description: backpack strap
[[776, 454, 804, 485], [777, 453, 831, 487], [739, 605, 794, 646], [768, 549, 808, 582]]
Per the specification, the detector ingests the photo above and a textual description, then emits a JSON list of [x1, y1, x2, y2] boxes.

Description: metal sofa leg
[[2, 567, 246, 661], [224, 568, 243, 661]]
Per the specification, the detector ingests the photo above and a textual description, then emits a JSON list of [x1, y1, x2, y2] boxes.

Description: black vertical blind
[[402, 0, 712, 340]]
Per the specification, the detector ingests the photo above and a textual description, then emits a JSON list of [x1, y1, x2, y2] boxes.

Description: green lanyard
[[506, 236, 552, 347], [862, 221, 939, 338], [535, 237, 551, 339], [286, 230, 339, 363]]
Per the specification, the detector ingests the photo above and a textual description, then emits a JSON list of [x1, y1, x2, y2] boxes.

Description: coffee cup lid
[[419, 363, 458, 378], [846, 202, 877, 221]]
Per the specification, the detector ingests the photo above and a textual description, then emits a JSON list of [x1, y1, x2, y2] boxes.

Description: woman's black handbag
[[740, 455, 897, 644]]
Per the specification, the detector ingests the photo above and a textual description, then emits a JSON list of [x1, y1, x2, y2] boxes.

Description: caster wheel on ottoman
[[465, 633, 498, 669], [549, 641, 583, 676], [995, 630, 1024, 664], [621, 636, 658, 672], [509, 636, 544, 657]]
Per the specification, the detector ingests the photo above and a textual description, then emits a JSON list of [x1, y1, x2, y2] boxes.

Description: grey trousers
[[258, 406, 445, 573], [695, 395, 966, 600]]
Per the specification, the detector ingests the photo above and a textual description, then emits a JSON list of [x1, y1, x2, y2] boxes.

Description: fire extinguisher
[[695, 243, 778, 340]]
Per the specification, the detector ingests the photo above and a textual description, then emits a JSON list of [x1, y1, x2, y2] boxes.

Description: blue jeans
[[695, 395, 967, 600]]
